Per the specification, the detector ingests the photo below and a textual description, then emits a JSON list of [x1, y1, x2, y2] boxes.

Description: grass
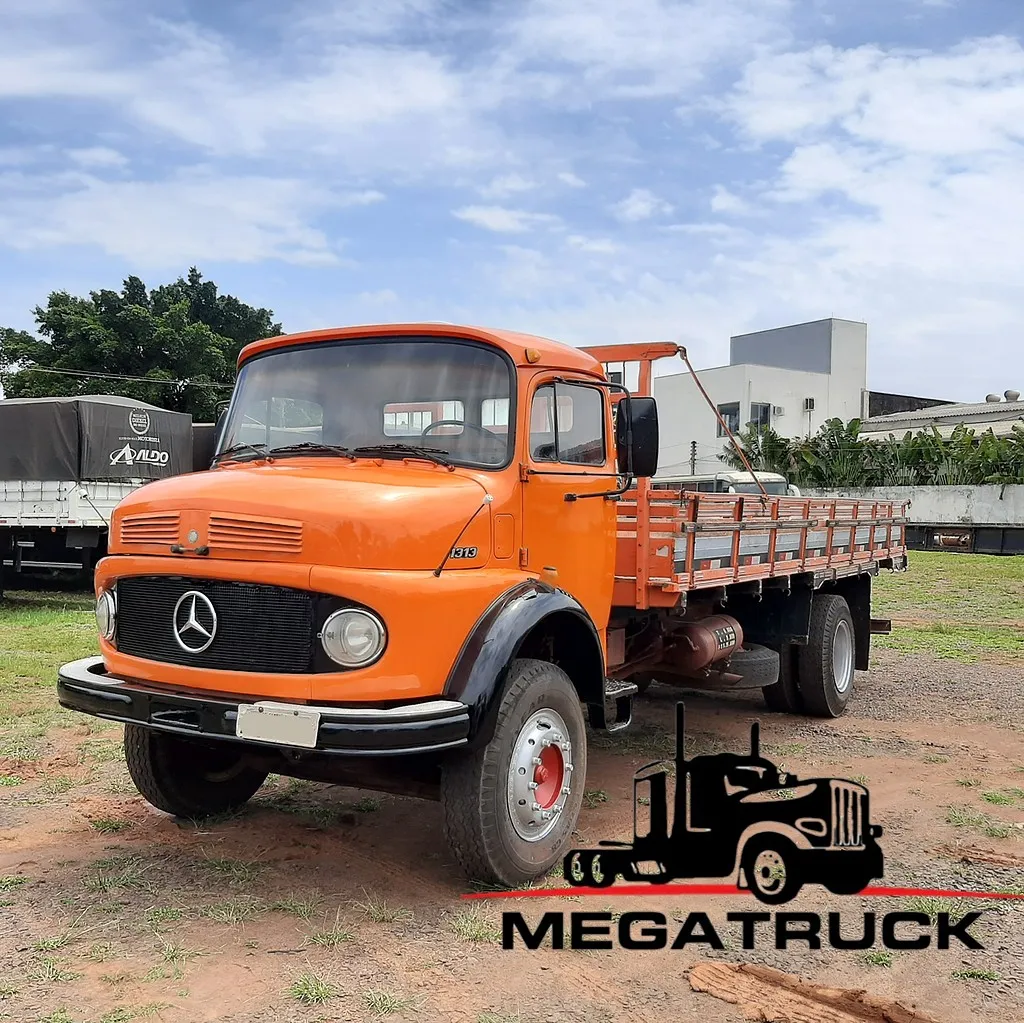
[[200, 855, 264, 885], [308, 911, 352, 947], [903, 896, 973, 924], [952, 967, 1000, 982], [289, 971, 338, 1005], [583, 789, 608, 808], [873, 552, 1024, 662], [271, 893, 321, 920], [0, 875, 31, 892], [945, 805, 1013, 839], [90, 818, 134, 834], [31, 957, 83, 983], [449, 906, 501, 943], [200, 896, 265, 924], [478, 1013, 523, 1023], [354, 890, 413, 924], [861, 950, 894, 967], [363, 989, 420, 1016]]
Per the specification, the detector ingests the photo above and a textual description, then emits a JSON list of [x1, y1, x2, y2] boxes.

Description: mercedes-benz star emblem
[[172, 591, 218, 654]]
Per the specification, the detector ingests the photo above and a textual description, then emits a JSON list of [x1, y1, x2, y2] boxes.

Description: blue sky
[[3, 0, 1024, 401]]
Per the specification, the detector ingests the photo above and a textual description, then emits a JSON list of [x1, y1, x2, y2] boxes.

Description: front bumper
[[57, 656, 470, 757]]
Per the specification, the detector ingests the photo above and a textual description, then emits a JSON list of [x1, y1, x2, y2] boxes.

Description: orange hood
[[109, 460, 493, 571]]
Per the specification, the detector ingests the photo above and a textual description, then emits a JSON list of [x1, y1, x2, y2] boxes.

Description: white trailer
[[0, 395, 194, 595]]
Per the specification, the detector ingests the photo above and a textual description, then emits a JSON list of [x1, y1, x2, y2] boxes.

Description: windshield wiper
[[212, 442, 271, 465], [268, 442, 357, 461], [353, 443, 454, 469]]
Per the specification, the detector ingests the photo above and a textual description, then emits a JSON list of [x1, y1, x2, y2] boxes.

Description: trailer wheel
[[124, 725, 269, 818], [741, 835, 800, 905], [798, 594, 856, 718], [763, 645, 804, 714], [441, 658, 587, 888]]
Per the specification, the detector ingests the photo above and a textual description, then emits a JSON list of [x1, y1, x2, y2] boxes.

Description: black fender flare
[[443, 579, 605, 750]]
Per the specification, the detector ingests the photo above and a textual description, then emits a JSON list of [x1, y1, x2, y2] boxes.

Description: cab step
[[589, 678, 637, 732]]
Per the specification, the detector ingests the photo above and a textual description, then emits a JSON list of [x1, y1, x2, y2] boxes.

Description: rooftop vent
[[1005, 389, 1021, 402], [985, 394, 1002, 403]]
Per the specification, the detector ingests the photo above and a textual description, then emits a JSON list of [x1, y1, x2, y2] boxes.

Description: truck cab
[[57, 324, 658, 888]]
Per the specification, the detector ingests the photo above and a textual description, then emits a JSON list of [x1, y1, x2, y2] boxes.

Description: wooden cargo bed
[[615, 487, 908, 609]]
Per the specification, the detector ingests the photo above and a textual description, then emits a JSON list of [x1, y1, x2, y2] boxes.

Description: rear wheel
[[441, 658, 587, 888], [797, 594, 856, 718], [124, 725, 269, 818]]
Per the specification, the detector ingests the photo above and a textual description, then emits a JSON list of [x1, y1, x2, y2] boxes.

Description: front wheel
[[441, 658, 587, 888], [124, 725, 269, 818]]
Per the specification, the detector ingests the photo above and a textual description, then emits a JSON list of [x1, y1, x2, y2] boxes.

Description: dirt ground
[[1, 563, 1023, 1023]]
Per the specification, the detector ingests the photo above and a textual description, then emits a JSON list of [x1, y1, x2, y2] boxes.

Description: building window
[[530, 383, 605, 465], [716, 402, 740, 437], [749, 402, 771, 431]]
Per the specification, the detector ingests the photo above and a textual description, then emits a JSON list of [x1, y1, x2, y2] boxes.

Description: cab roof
[[237, 323, 605, 376]]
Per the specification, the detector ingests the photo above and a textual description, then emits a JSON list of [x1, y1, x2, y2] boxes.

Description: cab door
[[520, 376, 617, 633]]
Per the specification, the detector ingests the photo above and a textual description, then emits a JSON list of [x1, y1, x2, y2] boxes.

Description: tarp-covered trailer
[[0, 395, 193, 594]]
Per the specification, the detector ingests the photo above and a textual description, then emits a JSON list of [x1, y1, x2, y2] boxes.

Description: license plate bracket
[[235, 702, 321, 749]]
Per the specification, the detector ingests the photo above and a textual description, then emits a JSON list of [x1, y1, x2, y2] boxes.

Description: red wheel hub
[[533, 745, 564, 809]]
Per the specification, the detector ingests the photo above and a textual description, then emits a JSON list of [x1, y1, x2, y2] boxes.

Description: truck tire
[[763, 644, 804, 714], [740, 834, 801, 904], [124, 725, 269, 819], [797, 594, 856, 718], [726, 644, 780, 689], [440, 658, 587, 888]]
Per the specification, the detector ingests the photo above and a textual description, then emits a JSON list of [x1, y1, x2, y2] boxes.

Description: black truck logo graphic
[[564, 703, 884, 904]]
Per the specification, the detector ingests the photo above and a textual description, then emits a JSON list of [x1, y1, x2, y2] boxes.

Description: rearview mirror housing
[[616, 396, 659, 478]]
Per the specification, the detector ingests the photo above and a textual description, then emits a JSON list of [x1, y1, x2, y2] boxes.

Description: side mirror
[[616, 396, 659, 478], [787, 484, 801, 497]]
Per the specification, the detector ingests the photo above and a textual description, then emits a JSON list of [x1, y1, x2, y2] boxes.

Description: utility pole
[[689, 440, 697, 474]]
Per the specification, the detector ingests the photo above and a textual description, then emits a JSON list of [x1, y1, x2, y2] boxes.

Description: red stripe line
[[461, 884, 1024, 901]]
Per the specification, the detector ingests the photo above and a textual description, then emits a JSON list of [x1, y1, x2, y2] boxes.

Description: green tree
[[718, 425, 796, 476], [0, 268, 281, 420]]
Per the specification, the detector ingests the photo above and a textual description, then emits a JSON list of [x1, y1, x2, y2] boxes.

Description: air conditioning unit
[[772, 405, 785, 417], [803, 397, 815, 412]]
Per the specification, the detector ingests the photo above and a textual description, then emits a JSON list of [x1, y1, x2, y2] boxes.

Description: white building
[[652, 318, 868, 476]]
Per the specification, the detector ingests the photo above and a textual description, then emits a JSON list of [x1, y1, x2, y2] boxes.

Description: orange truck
[[57, 324, 908, 887]]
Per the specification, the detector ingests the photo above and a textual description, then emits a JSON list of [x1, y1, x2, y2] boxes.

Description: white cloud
[[557, 171, 586, 188], [612, 188, 674, 222], [452, 205, 559, 233], [566, 234, 616, 253], [67, 146, 128, 168], [478, 173, 535, 199], [0, 171, 363, 266], [709, 185, 749, 214]]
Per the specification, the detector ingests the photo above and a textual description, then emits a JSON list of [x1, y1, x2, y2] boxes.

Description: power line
[[1, 366, 234, 389]]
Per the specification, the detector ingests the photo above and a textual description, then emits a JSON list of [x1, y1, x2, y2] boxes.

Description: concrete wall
[[803, 486, 1024, 526]]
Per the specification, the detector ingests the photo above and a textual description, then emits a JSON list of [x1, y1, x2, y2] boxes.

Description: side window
[[696, 480, 716, 492], [530, 383, 605, 465]]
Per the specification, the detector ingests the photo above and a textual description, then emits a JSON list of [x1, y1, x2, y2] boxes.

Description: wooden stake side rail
[[614, 489, 909, 609]]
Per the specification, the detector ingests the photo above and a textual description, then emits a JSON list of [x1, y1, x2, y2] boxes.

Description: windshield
[[731, 482, 789, 495], [217, 338, 515, 469]]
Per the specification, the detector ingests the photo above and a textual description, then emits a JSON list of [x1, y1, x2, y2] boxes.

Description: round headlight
[[96, 589, 117, 641], [320, 608, 386, 668]]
